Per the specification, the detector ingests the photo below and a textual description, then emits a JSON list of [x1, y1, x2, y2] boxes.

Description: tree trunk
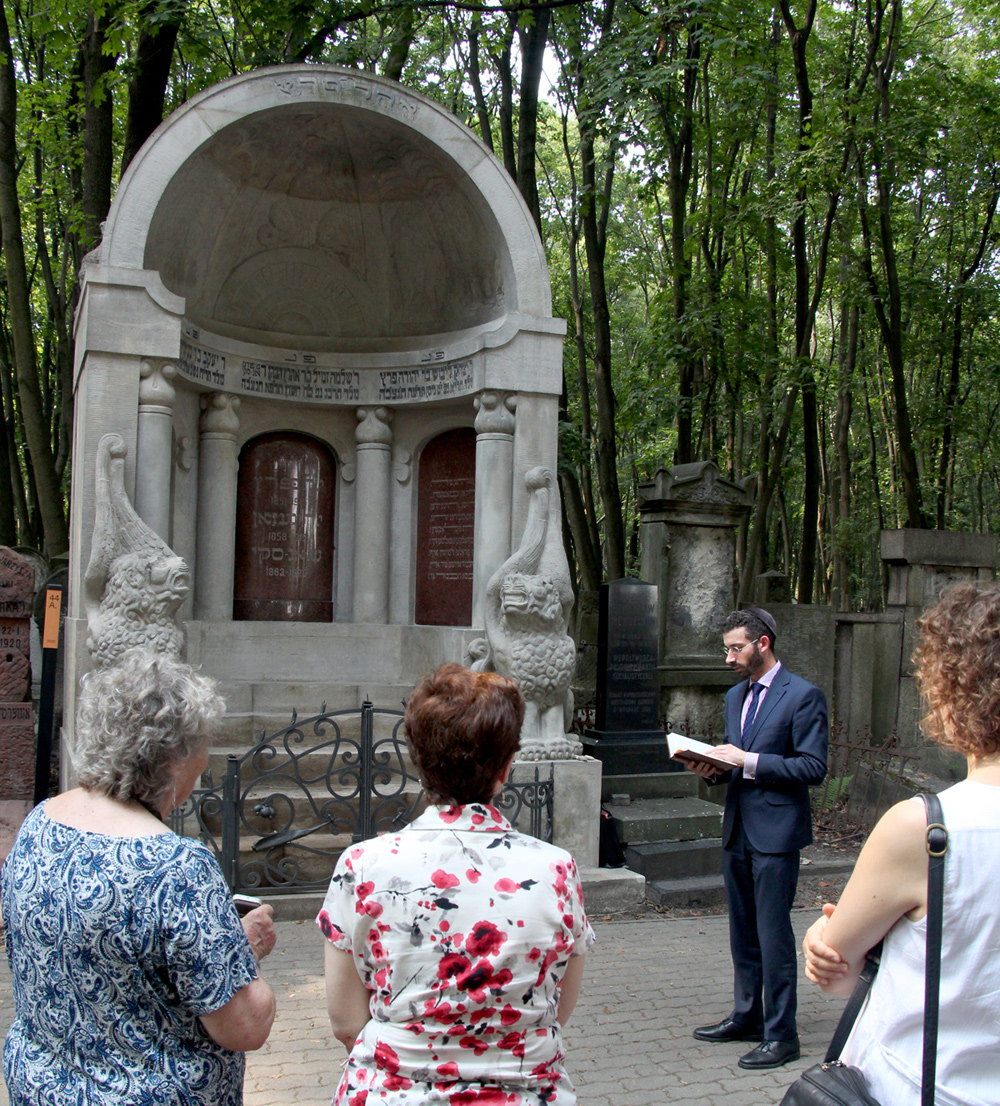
[[121, 0, 184, 175], [80, 4, 118, 251], [0, 5, 68, 553], [516, 1, 550, 233]]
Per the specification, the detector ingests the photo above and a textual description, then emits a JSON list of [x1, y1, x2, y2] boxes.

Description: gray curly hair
[[74, 648, 225, 810]]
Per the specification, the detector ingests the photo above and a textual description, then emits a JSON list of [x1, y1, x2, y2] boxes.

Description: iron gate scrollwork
[[171, 701, 554, 895]]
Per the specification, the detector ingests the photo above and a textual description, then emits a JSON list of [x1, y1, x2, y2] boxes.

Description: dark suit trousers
[[722, 816, 800, 1040]]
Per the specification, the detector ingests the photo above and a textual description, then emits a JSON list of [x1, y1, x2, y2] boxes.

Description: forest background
[[2, 0, 999, 611]]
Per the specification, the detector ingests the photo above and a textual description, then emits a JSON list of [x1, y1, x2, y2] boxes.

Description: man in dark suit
[[688, 607, 828, 1070]]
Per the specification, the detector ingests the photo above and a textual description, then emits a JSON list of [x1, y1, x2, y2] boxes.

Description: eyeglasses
[[722, 638, 759, 658]]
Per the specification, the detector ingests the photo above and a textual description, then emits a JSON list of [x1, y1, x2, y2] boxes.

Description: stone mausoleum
[[65, 67, 573, 778]]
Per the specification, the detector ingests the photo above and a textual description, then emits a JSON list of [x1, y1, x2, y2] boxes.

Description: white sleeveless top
[[842, 779, 1000, 1106]]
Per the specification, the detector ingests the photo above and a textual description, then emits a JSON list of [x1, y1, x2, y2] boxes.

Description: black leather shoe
[[693, 1017, 765, 1043], [738, 1037, 801, 1069]]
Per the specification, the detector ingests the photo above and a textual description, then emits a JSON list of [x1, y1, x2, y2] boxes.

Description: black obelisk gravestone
[[582, 578, 671, 775]]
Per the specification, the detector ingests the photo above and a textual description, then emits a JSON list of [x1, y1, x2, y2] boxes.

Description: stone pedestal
[[638, 461, 754, 738], [513, 756, 601, 867]]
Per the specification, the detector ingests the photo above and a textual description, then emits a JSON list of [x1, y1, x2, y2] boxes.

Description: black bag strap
[[921, 792, 948, 1106], [823, 791, 948, 1106]]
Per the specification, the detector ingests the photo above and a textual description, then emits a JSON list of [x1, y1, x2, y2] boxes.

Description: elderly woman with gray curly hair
[[1, 649, 277, 1105]]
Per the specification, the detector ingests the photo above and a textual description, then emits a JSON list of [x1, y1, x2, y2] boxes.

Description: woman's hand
[[803, 903, 848, 987], [242, 904, 276, 961]]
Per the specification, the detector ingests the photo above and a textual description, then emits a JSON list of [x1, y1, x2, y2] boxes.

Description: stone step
[[601, 771, 699, 803], [624, 837, 724, 881], [606, 796, 724, 846], [646, 854, 858, 910], [251, 866, 646, 922]]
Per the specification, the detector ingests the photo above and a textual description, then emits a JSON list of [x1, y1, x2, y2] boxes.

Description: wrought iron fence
[[813, 726, 921, 840], [171, 701, 554, 894]]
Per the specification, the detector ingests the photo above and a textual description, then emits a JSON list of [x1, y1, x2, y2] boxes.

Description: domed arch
[[99, 66, 552, 351]]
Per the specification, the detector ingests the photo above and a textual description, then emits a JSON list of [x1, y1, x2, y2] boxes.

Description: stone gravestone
[[583, 578, 670, 775], [0, 547, 36, 800]]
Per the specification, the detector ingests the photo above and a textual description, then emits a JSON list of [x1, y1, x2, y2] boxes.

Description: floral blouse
[[1, 803, 259, 1105], [317, 803, 595, 1106]]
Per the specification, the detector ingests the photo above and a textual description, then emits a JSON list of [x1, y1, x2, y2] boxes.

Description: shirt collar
[[409, 802, 514, 834], [754, 659, 781, 689]]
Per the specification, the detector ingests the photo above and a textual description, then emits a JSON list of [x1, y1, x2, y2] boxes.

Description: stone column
[[135, 359, 178, 542], [472, 391, 515, 628], [352, 406, 393, 623], [638, 460, 754, 737], [194, 393, 240, 621]]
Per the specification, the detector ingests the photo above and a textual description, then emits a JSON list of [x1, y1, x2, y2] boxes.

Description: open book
[[666, 732, 737, 773]]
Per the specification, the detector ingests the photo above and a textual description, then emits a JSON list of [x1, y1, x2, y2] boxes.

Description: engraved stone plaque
[[596, 579, 661, 732], [415, 428, 475, 626], [0, 702, 34, 800], [234, 433, 335, 621], [0, 547, 34, 619]]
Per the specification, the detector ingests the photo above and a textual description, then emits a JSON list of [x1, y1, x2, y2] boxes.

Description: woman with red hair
[[317, 663, 593, 1105]]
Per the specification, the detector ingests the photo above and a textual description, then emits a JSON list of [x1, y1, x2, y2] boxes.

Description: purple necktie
[[742, 682, 764, 744]]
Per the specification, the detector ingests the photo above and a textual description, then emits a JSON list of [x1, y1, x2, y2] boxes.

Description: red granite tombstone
[[0, 547, 35, 801], [234, 433, 336, 621], [415, 428, 476, 626]]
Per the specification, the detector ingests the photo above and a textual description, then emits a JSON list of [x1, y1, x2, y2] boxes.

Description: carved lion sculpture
[[84, 434, 190, 667], [468, 468, 581, 760], [87, 552, 189, 667]]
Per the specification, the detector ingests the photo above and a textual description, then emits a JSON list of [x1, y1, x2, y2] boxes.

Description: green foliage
[[4, 0, 1000, 587]]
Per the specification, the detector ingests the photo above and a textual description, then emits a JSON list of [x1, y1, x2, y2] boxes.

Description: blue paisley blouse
[[317, 802, 595, 1106], [1, 803, 259, 1105]]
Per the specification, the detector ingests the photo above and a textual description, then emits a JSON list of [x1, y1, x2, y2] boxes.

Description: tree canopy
[[2, 0, 999, 609]]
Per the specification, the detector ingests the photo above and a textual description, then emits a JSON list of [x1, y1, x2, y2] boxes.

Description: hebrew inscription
[[177, 334, 477, 405]]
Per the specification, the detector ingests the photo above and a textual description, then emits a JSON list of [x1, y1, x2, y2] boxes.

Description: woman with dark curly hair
[[803, 582, 1000, 1105], [317, 663, 594, 1106]]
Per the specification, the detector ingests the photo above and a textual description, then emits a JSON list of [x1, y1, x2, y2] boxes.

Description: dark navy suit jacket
[[721, 665, 828, 854]]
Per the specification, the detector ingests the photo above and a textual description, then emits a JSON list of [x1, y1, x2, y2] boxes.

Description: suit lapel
[[744, 666, 789, 750]]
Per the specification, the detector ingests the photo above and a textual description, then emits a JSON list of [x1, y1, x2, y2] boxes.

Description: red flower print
[[449, 1089, 518, 1105], [465, 920, 506, 958], [374, 1041, 402, 1073], [471, 810, 485, 824], [316, 910, 345, 943], [460, 961, 513, 1002], [493, 878, 520, 894], [526, 947, 541, 963], [432, 869, 461, 889], [458, 1034, 491, 1056], [347, 1092, 367, 1106], [500, 1003, 521, 1026], [439, 806, 463, 823], [436, 1061, 461, 1078], [550, 860, 569, 894], [466, 868, 481, 883], [437, 952, 472, 982], [383, 1074, 414, 1091], [357, 881, 374, 899], [498, 1031, 526, 1057]]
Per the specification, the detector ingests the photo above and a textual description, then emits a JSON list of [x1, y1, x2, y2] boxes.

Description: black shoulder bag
[[779, 793, 948, 1106]]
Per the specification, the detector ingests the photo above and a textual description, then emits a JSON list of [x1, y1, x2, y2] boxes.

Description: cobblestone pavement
[[0, 908, 845, 1106]]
